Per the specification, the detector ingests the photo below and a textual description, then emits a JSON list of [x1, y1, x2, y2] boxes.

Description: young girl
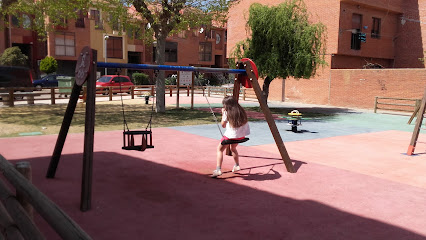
[[212, 96, 250, 177]]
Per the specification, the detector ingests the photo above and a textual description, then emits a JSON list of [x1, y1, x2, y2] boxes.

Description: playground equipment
[[118, 73, 155, 151], [407, 87, 426, 155], [46, 47, 295, 212], [287, 110, 302, 132]]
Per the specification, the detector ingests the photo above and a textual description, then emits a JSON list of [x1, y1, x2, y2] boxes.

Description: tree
[[130, 0, 233, 112], [0, 46, 28, 66], [39, 56, 58, 74], [1, 0, 234, 112], [231, 0, 327, 102]]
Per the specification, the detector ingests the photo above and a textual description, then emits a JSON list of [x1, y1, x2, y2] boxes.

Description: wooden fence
[[0, 155, 91, 240], [374, 96, 421, 113], [0, 85, 257, 107]]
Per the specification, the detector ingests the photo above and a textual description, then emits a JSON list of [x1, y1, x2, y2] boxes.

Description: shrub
[[0, 46, 28, 66], [132, 72, 150, 85], [39, 56, 58, 74], [165, 75, 177, 85]]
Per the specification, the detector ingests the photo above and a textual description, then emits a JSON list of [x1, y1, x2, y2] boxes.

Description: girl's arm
[[221, 108, 227, 128]]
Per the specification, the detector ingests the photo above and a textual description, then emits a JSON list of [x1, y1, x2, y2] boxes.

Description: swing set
[[45, 47, 295, 212], [118, 72, 155, 151]]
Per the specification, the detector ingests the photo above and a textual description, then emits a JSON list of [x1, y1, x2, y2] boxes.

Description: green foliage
[[132, 72, 150, 85], [231, 0, 327, 80], [195, 73, 210, 86], [165, 75, 177, 85], [0, 46, 28, 66], [1, 0, 234, 112], [39, 56, 58, 74], [1, 0, 234, 41]]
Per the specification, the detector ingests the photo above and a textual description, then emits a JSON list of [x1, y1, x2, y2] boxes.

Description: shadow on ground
[[11, 152, 426, 240]]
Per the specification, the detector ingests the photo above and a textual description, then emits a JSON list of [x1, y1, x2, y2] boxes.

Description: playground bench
[[0, 91, 42, 106]]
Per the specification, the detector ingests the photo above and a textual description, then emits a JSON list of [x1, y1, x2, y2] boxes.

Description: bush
[[132, 72, 150, 85], [39, 56, 58, 74], [165, 75, 177, 85], [195, 73, 210, 86], [0, 46, 28, 66]]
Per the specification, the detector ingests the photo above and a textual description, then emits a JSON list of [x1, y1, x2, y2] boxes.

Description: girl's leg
[[230, 143, 240, 167], [216, 143, 227, 169]]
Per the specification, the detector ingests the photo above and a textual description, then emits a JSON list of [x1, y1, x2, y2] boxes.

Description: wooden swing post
[[407, 87, 426, 155], [242, 61, 295, 173]]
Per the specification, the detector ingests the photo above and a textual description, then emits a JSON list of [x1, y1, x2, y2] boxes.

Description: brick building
[[1, 8, 228, 80], [228, 0, 426, 109]]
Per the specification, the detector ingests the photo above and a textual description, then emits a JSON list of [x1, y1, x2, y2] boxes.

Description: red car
[[96, 75, 134, 95]]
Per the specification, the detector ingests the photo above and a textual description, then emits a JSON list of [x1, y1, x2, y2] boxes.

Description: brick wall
[[277, 68, 426, 109], [329, 69, 426, 109]]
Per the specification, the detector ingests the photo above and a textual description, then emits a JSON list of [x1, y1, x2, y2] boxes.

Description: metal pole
[[104, 35, 109, 75], [97, 62, 246, 75]]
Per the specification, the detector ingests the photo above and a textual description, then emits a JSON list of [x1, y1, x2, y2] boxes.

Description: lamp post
[[104, 35, 109, 75]]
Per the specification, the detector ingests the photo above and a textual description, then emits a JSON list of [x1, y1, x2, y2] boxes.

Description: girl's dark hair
[[222, 96, 248, 128]]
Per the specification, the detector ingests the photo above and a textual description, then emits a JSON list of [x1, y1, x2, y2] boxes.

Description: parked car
[[32, 74, 72, 90], [0, 66, 33, 99], [96, 75, 134, 95], [0, 65, 33, 88]]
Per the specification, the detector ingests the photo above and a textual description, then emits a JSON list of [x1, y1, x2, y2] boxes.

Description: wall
[[47, 18, 91, 62], [280, 68, 426, 109], [329, 68, 426, 108], [227, 0, 341, 57]]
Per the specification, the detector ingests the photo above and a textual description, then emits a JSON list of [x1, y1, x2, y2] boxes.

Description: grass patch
[[0, 100, 217, 138]]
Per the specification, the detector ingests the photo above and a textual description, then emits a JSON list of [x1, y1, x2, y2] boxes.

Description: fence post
[[243, 89, 246, 100], [169, 86, 173, 97], [187, 86, 190, 96], [151, 85, 155, 96], [131, 86, 135, 99], [108, 87, 112, 101], [208, 87, 211, 97], [415, 99, 421, 109], [51, 88, 56, 105], [224, 87, 226, 97], [15, 161, 33, 220], [374, 96, 378, 113], [8, 89, 14, 107]]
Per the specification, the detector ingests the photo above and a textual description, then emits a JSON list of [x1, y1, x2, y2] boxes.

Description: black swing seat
[[221, 137, 249, 145], [122, 130, 154, 151]]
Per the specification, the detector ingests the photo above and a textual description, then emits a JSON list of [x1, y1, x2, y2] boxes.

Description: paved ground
[[1, 95, 425, 239]]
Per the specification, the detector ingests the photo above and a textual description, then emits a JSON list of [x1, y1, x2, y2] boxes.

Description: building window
[[11, 14, 31, 29], [75, 10, 85, 28], [199, 42, 212, 61], [110, 14, 120, 31], [165, 42, 178, 62], [107, 36, 123, 59], [11, 15, 19, 27], [22, 14, 31, 29], [350, 13, 362, 50], [90, 9, 102, 29], [371, 17, 381, 39], [55, 32, 75, 56], [127, 26, 141, 39]]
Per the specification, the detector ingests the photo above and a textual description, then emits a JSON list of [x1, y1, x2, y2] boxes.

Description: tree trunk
[[262, 76, 273, 104], [155, 33, 167, 113]]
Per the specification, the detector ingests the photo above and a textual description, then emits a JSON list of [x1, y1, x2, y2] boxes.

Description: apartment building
[[1, 8, 228, 80], [227, 0, 426, 108], [0, 14, 47, 77]]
